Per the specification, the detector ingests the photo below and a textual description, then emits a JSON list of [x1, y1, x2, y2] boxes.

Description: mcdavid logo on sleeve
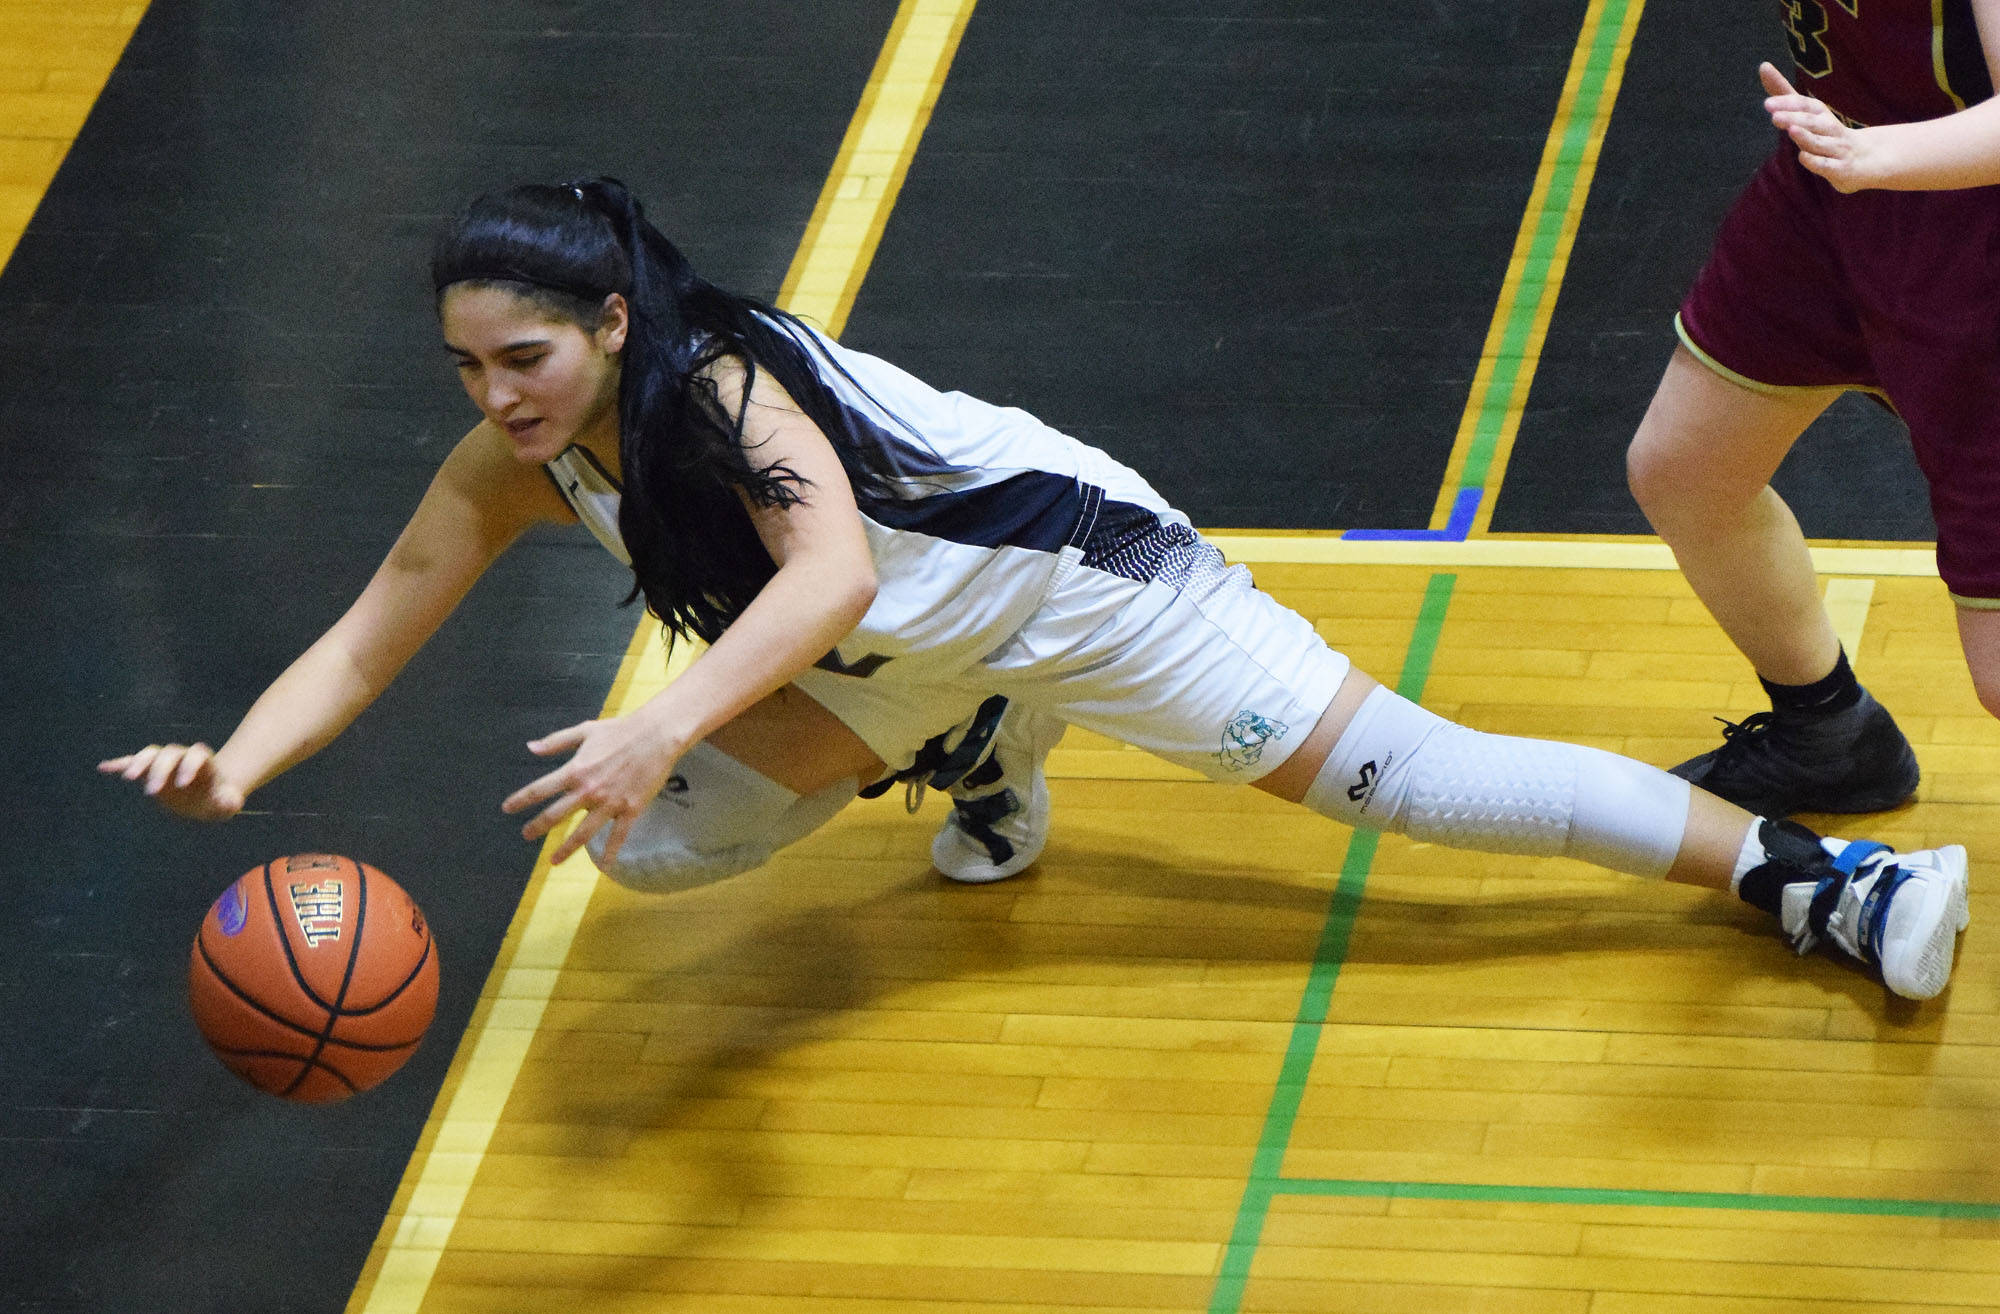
[[1346, 751, 1395, 812]]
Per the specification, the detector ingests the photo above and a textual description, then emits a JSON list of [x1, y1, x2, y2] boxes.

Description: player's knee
[[591, 831, 772, 894], [1625, 434, 1693, 529], [1301, 686, 1687, 880], [582, 741, 834, 895]]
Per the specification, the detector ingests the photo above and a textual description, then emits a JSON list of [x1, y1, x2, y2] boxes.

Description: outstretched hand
[[1760, 61, 1878, 193], [97, 743, 247, 821], [503, 712, 682, 866]]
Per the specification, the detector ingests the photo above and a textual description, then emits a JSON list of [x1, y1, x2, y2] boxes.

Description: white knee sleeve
[[1302, 686, 1692, 879], [588, 741, 858, 894]]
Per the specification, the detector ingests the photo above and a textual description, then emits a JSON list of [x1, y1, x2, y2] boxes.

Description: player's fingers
[[596, 813, 637, 868], [1765, 94, 1821, 116], [502, 766, 570, 815], [1792, 149, 1853, 189], [1776, 102, 1842, 131], [173, 743, 215, 790], [118, 745, 161, 781], [1818, 162, 1863, 193], [527, 722, 592, 756], [143, 746, 186, 796], [1758, 61, 1796, 98], [550, 808, 614, 865], [1788, 121, 1847, 157], [522, 790, 585, 841]]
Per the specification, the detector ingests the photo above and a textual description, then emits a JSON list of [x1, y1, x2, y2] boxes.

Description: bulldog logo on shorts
[[1216, 710, 1289, 772]]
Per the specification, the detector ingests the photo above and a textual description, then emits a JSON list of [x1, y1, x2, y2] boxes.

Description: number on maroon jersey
[[1782, 0, 1836, 78]]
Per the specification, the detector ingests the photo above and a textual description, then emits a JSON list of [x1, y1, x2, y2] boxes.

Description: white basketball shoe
[[932, 705, 1064, 884], [1769, 830, 1971, 1000]]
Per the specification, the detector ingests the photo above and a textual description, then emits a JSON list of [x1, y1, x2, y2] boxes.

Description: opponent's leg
[[1627, 347, 1916, 814], [1959, 604, 2000, 721], [588, 684, 885, 893], [1260, 671, 1967, 999], [1628, 347, 1841, 682]]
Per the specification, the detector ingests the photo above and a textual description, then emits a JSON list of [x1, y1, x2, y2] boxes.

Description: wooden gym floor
[[6, 2, 1998, 1312]]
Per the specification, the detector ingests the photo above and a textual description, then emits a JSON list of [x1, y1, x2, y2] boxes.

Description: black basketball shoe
[[1670, 689, 1919, 817]]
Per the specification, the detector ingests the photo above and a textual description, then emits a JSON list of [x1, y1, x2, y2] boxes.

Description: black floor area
[[843, 0, 1586, 530], [0, 2, 893, 1309], [1488, 0, 1937, 541], [846, 0, 1938, 540], [0, 2, 1953, 1312]]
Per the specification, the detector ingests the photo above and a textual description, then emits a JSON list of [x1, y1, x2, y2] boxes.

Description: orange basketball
[[188, 854, 439, 1102]]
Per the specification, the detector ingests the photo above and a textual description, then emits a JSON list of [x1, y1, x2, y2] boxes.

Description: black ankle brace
[[1736, 817, 1834, 917], [959, 753, 1004, 792]]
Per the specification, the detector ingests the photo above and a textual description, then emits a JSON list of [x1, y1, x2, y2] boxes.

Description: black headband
[[449, 266, 613, 304]]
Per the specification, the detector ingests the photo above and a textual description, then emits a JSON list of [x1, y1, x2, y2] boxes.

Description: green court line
[[1454, 0, 1634, 498], [1272, 1177, 2000, 1220], [1208, 577, 1998, 1314], [1207, 568, 2000, 1313], [1208, 573, 1457, 1314]]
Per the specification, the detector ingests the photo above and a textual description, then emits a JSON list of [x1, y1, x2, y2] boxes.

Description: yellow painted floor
[[353, 560, 2000, 1313], [0, 0, 145, 267], [14, 3, 1999, 1310]]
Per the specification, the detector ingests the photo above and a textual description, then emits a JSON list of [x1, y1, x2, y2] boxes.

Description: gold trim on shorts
[[1673, 312, 1885, 400], [1950, 592, 2000, 610]]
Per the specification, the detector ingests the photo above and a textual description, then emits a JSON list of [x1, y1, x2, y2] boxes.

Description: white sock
[[1728, 822, 1767, 895]]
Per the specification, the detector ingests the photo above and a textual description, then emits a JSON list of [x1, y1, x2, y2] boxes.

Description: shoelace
[[1709, 711, 1779, 763], [857, 695, 1014, 815]]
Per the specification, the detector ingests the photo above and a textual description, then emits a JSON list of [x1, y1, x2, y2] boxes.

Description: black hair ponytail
[[432, 177, 902, 643]]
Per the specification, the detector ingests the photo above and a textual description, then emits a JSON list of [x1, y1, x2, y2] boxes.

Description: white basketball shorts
[[792, 532, 1350, 785]]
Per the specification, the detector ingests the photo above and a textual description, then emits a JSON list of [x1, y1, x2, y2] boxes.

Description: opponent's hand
[[1761, 61, 1880, 192], [503, 713, 682, 866], [97, 743, 247, 821]]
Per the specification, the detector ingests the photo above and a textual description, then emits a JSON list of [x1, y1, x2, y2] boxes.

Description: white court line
[[348, 0, 1934, 1300], [347, 4, 977, 1310], [1824, 577, 1877, 671], [1204, 534, 1938, 577], [351, 631, 685, 1312]]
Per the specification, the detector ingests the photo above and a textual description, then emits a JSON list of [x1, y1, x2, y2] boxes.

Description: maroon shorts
[[1679, 142, 2000, 602]]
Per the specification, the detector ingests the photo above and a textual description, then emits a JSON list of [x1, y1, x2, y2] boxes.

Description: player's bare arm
[[506, 359, 877, 865], [1762, 2, 2000, 192], [99, 421, 568, 819]]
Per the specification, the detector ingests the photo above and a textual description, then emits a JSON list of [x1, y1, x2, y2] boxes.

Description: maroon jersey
[[1782, 0, 1992, 124]]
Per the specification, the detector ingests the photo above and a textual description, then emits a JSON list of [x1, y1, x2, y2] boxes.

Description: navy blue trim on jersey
[[1081, 498, 1172, 575], [860, 471, 1099, 554], [778, 318, 969, 483], [843, 405, 966, 481], [1079, 496, 1230, 592]]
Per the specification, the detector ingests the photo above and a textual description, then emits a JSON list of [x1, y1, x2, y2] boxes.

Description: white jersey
[[543, 445, 627, 566], [544, 322, 1226, 683]]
